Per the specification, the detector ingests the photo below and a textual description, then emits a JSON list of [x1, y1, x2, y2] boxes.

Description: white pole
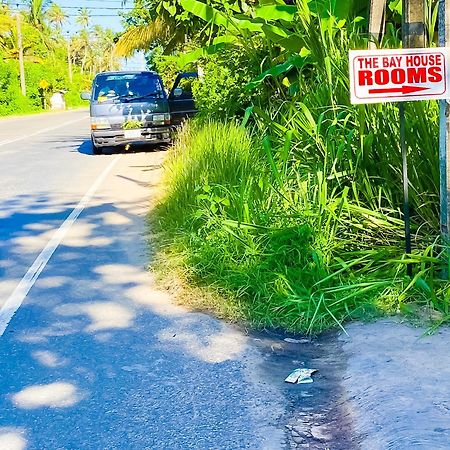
[[67, 32, 73, 83], [16, 11, 26, 96], [368, 0, 386, 49]]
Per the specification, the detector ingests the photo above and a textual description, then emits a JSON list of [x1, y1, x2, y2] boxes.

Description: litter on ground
[[285, 368, 318, 384]]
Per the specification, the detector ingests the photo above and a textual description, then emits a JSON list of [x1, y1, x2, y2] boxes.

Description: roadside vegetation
[[119, 0, 449, 333], [0, 2, 119, 116]]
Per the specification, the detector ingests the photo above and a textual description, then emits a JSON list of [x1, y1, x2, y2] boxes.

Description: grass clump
[[152, 120, 449, 334]]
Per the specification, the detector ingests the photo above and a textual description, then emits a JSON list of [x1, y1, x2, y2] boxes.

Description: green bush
[[156, 119, 448, 333], [151, 47, 189, 89], [161, 120, 261, 213], [192, 46, 268, 119], [154, 11, 450, 332], [0, 58, 89, 116]]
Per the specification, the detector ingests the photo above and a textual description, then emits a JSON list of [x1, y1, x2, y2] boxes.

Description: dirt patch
[[247, 329, 356, 449], [340, 320, 450, 449]]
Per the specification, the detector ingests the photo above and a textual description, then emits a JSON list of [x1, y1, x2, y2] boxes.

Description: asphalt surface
[[0, 110, 351, 450], [3, 110, 448, 450]]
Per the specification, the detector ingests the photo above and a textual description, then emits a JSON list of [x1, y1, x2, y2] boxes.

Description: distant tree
[[76, 8, 91, 30], [28, 0, 48, 30], [75, 8, 91, 73], [47, 3, 68, 30]]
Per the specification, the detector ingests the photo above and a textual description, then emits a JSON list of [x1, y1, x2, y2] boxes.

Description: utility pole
[[16, 9, 26, 96], [439, 0, 450, 276], [368, 0, 386, 49], [399, 0, 425, 276], [66, 31, 73, 83], [403, 0, 426, 48]]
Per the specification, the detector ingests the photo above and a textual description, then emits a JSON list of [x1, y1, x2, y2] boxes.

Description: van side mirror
[[80, 92, 91, 101], [173, 88, 183, 98]]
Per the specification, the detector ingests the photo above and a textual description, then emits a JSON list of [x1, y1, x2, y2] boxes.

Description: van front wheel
[[92, 139, 102, 155]]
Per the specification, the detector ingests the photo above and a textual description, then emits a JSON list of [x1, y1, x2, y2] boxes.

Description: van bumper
[[92, 126, 172, 148]]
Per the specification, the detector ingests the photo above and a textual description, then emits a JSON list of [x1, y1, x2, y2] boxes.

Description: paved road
[[0, 110, 292, 450], [0, 110, 356, 450], [7, 110, 448, 450]]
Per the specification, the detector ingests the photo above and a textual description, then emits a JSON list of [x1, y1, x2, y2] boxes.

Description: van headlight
[[91, 117, 111, 130], [152, 113, 171, 124], [152, 114, 165, 122]]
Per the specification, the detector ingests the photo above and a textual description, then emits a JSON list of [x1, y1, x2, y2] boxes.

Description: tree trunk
[[16, 13, 26, 96], [368, 0, 386, 49], [402, 0, 426, 47], [67, 39, 73, 83]]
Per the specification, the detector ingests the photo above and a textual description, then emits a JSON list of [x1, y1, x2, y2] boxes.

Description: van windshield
[[92, 73, 165, 103]]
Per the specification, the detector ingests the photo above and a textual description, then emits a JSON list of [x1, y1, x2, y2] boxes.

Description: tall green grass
[[152, 7, 450, 333], [154, 119, 449, 333]]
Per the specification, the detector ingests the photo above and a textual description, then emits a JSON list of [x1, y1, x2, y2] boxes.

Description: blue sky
[[54, 0, 146, 70], [6, 0, 133, 34], [57, 0, 133, 35]]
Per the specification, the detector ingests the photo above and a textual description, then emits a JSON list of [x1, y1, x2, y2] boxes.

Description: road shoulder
[[340, 320, 450, 449]]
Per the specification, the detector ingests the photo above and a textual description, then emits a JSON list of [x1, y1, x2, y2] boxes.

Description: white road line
[[0, 155, 122, 336], [0, 115, 88, 147]]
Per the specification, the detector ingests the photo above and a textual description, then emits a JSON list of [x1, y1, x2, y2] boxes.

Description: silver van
[[81, 70, 197, 154]]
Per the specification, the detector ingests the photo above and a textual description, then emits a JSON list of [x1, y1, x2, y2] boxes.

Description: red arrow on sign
[[368, 85, 430, 95]]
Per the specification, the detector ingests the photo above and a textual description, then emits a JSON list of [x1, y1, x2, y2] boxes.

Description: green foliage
[[153, 1, 450, 333], [0, 58, 87, 116], [117, 0, 258, 56], [123, 119, 144, 129], [161, 120, 259, 212], [192, 46, 266, 118], [151, 46, 196, 88], [0, 3, 118, 116], [154, 121, 393, 332]]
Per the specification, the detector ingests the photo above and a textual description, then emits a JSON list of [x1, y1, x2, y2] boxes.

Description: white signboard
[[349, 48, 449, 104]]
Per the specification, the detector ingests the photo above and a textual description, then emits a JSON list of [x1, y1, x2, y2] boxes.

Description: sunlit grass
[[150, 10, 450, 334]]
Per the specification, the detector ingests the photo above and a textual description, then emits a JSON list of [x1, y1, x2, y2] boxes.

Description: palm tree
[[115, 0, 188, 57], [76, 7, 90, 30], [28, 0, 47, 30], [76, 8, 91, 73], [115, 0, 254, 57], [47, 3, 68, 30], [115, 18, 172, 57], [0, 6, 15, 53], [92, 26, 119, 71], [0, 8, 43, 64]]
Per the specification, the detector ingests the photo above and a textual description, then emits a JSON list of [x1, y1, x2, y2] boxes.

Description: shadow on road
[[0, 185, 290, 449], [78, 139, 169, 156], [0, 162, 353, 449], [39, 137, 168, 157], [77, 140, 93, 156]]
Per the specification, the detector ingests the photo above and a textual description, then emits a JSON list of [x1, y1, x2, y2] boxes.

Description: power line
[[5, 3, 135, 10], [3, 1, 139, 10], [74, 0, 131, 2], [52, 6, 135, 10], [1, 1, 139, 27]]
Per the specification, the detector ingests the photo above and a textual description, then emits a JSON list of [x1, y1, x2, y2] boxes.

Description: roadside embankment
[[150, 119, 449, 334]]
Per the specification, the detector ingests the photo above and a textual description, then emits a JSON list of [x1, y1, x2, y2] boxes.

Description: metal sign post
[[399, 102, 412, 276], [439, 0, 450, 278], [401, 0, 425, 276]]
